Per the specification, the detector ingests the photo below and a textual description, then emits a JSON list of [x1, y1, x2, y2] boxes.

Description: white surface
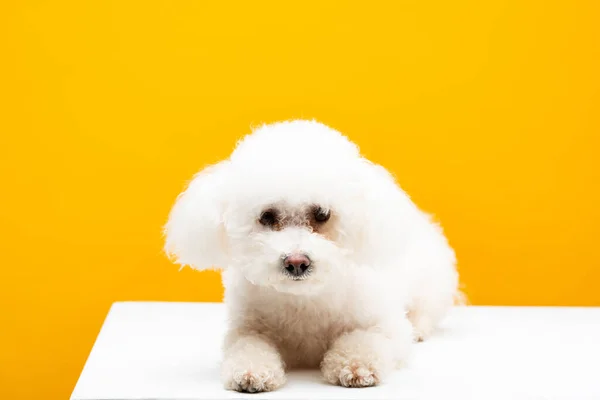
[[71, 302, 600, 400]]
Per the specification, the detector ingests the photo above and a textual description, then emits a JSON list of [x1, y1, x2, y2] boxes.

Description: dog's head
[[164, 120, 417, 295]]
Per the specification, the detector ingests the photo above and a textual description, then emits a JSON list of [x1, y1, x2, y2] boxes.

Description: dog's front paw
[[223, 365, 286, 393], [338, 361, 380, 387], [222, 333, 287, 392], [321, 355, 380, 388]]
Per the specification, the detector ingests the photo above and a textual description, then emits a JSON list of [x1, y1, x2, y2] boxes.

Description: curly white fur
[[164, 120, 459, 392]]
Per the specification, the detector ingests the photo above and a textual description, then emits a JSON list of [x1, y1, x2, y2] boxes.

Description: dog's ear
[[164, 161, 231, 270], [341, 160, 423, 268]]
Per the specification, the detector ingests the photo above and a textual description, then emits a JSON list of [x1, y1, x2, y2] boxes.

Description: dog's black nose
[[283, 254, 311, 277]]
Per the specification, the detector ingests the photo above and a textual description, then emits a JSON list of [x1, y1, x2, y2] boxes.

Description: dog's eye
[[313, 207, 330, 223], [259, 210, 277, 226]]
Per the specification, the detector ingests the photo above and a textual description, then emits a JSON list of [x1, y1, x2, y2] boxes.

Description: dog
[[164, 120, 459, 392]]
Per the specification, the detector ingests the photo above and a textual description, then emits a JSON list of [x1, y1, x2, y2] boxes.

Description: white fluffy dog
[[164, 120, 459, 392]]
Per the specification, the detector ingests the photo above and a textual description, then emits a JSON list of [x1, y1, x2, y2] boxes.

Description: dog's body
[[165, 120, 459, 392]]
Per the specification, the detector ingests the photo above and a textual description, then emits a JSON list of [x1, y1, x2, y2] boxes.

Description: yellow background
[[1, 0, 599, 398]]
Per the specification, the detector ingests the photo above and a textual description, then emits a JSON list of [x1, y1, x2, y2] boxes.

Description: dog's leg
[[321, 323, 411, 388], [408, 288, 458, 341], [407, 304, 438, 342], [221, 331, 286, 393]]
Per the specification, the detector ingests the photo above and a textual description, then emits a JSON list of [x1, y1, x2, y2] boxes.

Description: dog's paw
[[322, 357, 380, 388], [221, 333, 287, 393], [337, 361, 380, 387], [224, 367, 286, 393], [408, 312, 435, 342]]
